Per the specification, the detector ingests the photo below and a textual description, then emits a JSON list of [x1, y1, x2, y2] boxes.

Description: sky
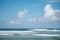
[[0, 0, 60, 28]]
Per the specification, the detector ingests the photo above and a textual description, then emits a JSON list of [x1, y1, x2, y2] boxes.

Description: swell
[[0, 29, 60, 37]]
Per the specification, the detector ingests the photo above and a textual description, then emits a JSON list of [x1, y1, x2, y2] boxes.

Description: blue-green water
[[0, 28, 60, 40], [0, 37, 60, 40]]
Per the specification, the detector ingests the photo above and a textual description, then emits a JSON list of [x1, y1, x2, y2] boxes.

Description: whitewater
[[0, 28, 60, 40]]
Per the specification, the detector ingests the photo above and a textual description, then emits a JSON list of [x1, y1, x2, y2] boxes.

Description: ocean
[[0, 28, 60, 40]]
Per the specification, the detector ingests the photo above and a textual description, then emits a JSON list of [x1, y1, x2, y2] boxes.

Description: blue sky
[[0, 0, 60, 28]]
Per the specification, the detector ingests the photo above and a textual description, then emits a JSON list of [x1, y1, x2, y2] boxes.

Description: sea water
[[0, 28, 60, 40]]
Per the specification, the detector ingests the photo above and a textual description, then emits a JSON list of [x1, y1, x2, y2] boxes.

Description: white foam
[[32, 34, 60, 36], [0, 34, 13, 35], [0, 30, 60, 36], [32, 29, 60, 32], [0, 31, 33, 35], [0, 31, 33, 33]]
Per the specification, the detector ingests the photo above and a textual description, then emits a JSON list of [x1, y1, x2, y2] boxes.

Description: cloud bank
[[44, 4, 60, 21], [29, 4, 60, 23], [6, 4, 60, 27]]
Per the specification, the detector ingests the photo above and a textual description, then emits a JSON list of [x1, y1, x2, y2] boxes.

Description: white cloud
[[18, 9, 29, 18], [7, 9, 29, 25], [29, 17, 37, 22], [44, 4, 60, 21], [18, 11, 25, 18], [9, 20, 21, 24], [29, 4, 60, 23], [29, 17, 43, 23]]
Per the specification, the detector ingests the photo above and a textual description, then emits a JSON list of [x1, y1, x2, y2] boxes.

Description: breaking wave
[[32, 29, 60, 32], [0, 29, 60, 37], [32, 34, 60, 36]]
